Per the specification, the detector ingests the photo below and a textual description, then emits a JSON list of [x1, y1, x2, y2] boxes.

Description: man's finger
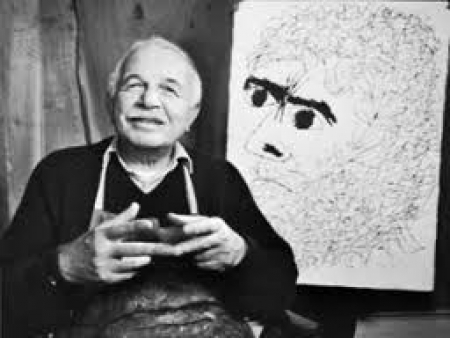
[[172, 234, 218, 255], [114, 256, 151, 272], [196, 261, 220, 271], [102, 271, 136, 284], [194, 247, 219, 262], [182, 219, 221, 236], [113, 241, 177, 257], [166, 213, 206, 227], [124, 219, 161, 242], [105, 219, 154, 240], [108, 202, 140, 226]]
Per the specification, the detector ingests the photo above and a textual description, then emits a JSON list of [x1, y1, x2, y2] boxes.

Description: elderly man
[[0, 36, 297, 337]]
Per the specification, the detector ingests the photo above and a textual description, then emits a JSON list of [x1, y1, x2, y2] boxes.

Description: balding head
[[107, 36, 203, 109], [108, 36, 204, 151]]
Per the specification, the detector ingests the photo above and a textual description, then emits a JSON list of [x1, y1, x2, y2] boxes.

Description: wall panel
[[40, 0, 85, 153], [0, 0, 85, 223], [6, 0, 43, 219]]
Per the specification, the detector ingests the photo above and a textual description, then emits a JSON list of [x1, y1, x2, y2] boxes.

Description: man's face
[[112, 44, 200, 150]]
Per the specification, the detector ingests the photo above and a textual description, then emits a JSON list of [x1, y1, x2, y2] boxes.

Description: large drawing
[[227, 1, 450, 290]]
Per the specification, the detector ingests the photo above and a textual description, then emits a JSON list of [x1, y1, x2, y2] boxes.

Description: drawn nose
[[245, 120, 290, 161], [263, 143, 284, 158]]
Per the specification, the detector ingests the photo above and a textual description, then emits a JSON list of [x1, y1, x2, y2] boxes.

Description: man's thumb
[[115, 202, 140, 223], [166, 212, 204, 226]]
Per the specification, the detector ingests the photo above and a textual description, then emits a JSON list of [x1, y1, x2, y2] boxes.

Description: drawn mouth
[[245, 140, 290, 162]]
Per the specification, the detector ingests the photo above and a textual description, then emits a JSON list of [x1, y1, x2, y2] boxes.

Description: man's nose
[[140, 87, 161, 108]]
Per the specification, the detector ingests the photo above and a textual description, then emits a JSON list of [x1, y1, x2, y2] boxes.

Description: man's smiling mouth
[[127, 116, 165, 126]]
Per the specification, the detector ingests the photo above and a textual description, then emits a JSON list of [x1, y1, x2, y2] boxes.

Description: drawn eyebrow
[[244, 76, 288, 103], [244, 75, 337, 125], [288, 96, 337, 125]]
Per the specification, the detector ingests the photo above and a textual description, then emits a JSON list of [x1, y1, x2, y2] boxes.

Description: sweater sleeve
[[217, 162, 298, 321], [0, 159, 91, 337]]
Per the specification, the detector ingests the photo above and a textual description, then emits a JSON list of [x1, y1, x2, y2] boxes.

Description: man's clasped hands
[[57, 202, 248, 285]]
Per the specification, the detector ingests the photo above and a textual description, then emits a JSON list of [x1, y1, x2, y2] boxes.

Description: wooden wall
[[1, 0, 86, 226]]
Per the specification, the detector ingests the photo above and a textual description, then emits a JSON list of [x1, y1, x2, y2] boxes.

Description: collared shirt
[[91, 138, 198, 227], [106, 137, 193, 194]]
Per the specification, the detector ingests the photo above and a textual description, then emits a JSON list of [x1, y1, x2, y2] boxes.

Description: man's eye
[[160, 84, 179, 97], [122, 81, 145, 92]]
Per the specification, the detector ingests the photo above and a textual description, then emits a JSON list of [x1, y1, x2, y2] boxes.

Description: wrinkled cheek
[[172, 113, 196, 135], [114, 116, 129, 135], [114, 106, 135, 128], [110, 103, 125, 127]]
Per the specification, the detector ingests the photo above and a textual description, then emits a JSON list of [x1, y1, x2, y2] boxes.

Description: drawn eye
[[293, 109, 326, 130], [244, 84, 277, 108], [252, 88, 268, 107]]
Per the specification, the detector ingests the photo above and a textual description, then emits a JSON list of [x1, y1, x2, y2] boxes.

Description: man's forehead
[[123, 43, 194, 78], [116, 39, 202, 104]]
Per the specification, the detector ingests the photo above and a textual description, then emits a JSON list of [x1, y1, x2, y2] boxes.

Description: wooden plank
[[40, 0, 85, 153], [0, 1, 14, 336], [2, 0, 86, 217], [1, 2, 40, 337], [6, 0, 43, 216], [0, 1, 14, 232]]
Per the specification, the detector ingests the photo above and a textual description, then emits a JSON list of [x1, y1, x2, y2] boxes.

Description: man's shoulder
[[187, 147, 243, 181], [36, 137, 111, 174], [187, 147, 227, 170]]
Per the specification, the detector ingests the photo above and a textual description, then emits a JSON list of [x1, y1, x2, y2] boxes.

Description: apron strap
[[92, 144, 199, 228]]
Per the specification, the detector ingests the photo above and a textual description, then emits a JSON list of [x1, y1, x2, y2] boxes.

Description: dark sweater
[[0, 138, 298, 337]]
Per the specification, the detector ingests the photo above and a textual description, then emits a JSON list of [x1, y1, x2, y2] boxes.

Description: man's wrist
[[57, 243, 78, 284], [42, 247, 77, 291], [234, 236, 248, 267]]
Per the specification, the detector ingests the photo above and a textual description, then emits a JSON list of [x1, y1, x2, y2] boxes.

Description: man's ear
[[105, 92, 116, 125]]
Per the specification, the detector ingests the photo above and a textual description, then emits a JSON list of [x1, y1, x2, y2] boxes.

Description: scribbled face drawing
[[243, 61, 364, 182], [229, 2, 443, 282]]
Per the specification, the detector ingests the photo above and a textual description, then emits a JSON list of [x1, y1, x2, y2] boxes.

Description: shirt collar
[[106, 137, 193, 173]]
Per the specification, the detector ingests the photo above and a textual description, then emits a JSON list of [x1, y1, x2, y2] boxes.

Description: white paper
[[227, 1, 450, 290]]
